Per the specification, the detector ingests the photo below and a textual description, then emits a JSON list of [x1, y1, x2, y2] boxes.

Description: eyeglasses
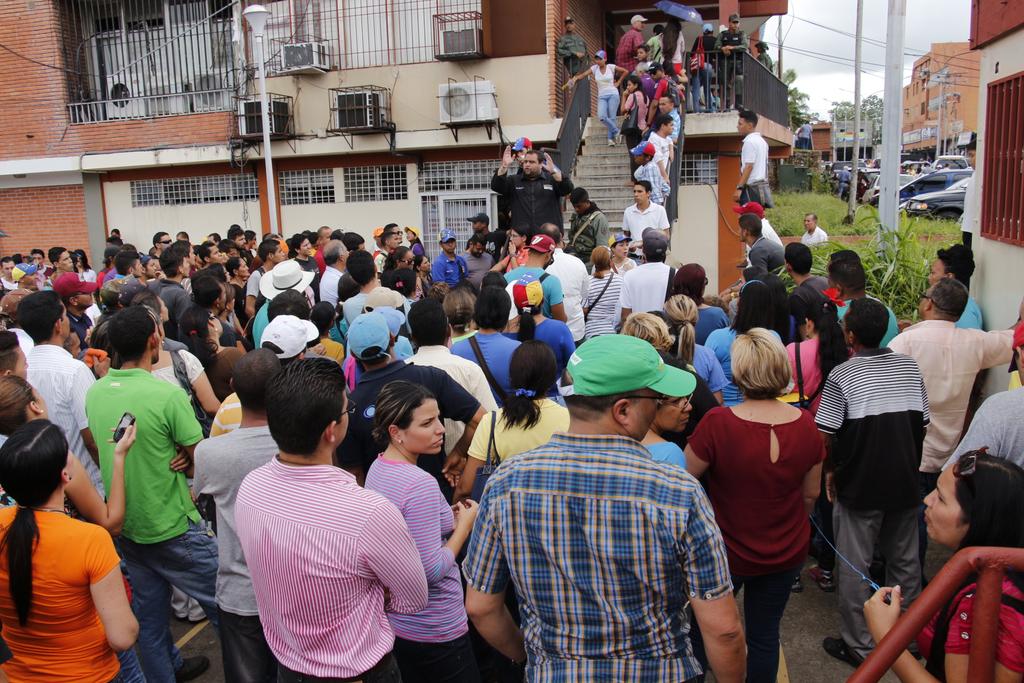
[[160, 240, 172, 245], [619, 394, 689, 408]]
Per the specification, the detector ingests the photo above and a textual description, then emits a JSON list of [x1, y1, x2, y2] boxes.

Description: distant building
[[901, 42, 980, 160]]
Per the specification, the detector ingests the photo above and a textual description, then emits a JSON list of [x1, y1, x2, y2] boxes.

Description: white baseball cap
[[631, 14, 647, 23], [261, 315, 319, 360]]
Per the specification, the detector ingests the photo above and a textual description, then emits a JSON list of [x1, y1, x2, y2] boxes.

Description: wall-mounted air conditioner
[[279, 41, 330, 74], [331, 87, 390, 132], [237, 95, 293, 138], [437, 26, 483, 60], [439, 80, 498, 125], [104, 75, 149, 119]]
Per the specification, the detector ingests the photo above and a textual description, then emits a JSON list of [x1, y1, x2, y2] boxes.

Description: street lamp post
[[243, 4, 279, 236]]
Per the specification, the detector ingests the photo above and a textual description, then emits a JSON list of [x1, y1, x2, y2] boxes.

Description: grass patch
[[766, 191, 962, 239]]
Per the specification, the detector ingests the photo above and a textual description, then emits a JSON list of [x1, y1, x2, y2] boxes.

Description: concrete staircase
[[563, 121, 635, 231]]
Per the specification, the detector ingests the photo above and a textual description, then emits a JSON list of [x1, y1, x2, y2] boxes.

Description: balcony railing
[[58, 0, 236, 123], [686, 50, 789, 126]]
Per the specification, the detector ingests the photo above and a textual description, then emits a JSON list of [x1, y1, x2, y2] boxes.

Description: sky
[[759, 0, 973, 118]]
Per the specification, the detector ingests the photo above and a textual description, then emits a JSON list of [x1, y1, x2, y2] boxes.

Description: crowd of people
[[0, 147, 1021, 683]]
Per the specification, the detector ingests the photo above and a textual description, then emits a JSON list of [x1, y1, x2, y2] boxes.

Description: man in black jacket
[[491, 147, 574, 232]]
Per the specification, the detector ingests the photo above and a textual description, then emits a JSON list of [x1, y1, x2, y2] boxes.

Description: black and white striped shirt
[[816, 348, 930, 511]]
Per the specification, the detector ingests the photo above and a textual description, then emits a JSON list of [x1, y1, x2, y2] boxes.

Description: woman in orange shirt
[[0, 420, 138, 682]]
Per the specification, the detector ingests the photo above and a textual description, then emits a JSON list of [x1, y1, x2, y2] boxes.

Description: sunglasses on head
[[953, 447, 987, 497]]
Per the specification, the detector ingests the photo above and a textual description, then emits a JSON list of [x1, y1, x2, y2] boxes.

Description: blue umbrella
[[654, 1, 703, 24]]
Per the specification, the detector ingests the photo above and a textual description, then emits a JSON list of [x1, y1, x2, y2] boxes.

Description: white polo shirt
[[741, 131, 769, 183], [622, 202, 670, 238]]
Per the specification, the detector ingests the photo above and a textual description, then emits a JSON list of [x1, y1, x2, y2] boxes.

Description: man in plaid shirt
[[463, 335, 745, 682]]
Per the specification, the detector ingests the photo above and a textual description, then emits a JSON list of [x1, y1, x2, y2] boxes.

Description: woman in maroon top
[[686, 328, 824, 682]]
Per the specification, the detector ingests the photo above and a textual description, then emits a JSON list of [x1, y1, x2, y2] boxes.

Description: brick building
[[900, 42, 980, 160], [1, 0, 791, 288]]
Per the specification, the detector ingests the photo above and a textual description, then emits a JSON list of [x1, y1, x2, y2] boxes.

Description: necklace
[[19, 505, 67, 515]]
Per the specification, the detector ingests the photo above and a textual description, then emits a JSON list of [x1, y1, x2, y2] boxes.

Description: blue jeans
[[731, 566, 802, 682], [121, 521, 220, 683], [690, 64, 714, 113], [117, 649, 147, 683], [597, 91, 620, 140]]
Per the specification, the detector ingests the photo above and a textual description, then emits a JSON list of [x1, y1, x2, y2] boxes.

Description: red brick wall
[[0, 0, 232, 161], [0, 185, 90, 257], [548, 0, 603, 117]]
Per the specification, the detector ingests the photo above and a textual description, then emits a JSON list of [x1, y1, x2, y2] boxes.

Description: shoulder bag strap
[[584, 274, 614, 320], [795, 339, 806, 402], [665, 266, 676, 302], [484, 410, 499, 472], [569, 212, 599, 247], [469, 335, 507, 403]]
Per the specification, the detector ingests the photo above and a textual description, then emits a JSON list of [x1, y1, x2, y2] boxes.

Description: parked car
[[900, 160, 932, 176], [932, 155, 971, 170], [864, 173, 914, 205], [896, 169, 973, 203], [905, 177, 970, 220]]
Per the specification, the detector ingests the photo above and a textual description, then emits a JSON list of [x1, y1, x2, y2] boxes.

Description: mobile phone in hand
[[113, 412, 136, 443]]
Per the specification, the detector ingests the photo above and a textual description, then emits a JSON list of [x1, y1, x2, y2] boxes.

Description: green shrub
[[801, 210, 956, 321]]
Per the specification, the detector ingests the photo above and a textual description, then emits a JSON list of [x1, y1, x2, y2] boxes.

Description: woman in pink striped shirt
[[365, 381, 481, 683]]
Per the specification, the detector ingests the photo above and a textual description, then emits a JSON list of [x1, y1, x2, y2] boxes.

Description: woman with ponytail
[[664, 295, 726, 403], [178, 304, 243, 403], [0, 420, 138, 681], [785, 290, 850, 416], [454, 341, 569, 501], [865, 451, 1024, 682], [507, 274, 575, 388]]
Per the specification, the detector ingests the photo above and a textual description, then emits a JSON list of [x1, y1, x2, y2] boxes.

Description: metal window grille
[[129, 173, 258, 207], [980, 72, 1024, 246], [61, 0, 236, 123], [343, 165, 408, 202], [280, 169, 336, 205], [417, 160, 499, 193], [679, 154, 719, 185], [420, 193, 492, 259]]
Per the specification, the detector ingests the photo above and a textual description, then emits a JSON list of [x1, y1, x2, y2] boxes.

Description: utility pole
[[879, 0, 907, 233], [848, 0, 863, 222], [777, 16, 784, 79], [935, 76, 945, 159]]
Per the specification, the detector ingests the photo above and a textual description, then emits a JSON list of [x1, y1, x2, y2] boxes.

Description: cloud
[[768, 0, 972, 118]]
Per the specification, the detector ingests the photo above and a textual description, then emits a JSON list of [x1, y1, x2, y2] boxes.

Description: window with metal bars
[[679, 154, 719, 185], [129, 173, 258, 207], [343, 165, 409, 202], [280, 169, 336, 205], [980, 71, 1024, 246], [417, 160, 500, 193], [61, 0, 236, 123]]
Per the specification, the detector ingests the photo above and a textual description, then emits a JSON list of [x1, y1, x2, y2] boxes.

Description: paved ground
[[166, 545, 954, 683]]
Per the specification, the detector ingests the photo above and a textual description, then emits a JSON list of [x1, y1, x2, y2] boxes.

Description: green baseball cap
[[568, 335, 696, 397]]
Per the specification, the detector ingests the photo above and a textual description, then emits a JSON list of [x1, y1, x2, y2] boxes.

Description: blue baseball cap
[[348, 312, 392, 362], [702, 23, 713, 32], [512, 136, 532, 152], [372, 306, 406, 336], [439, 229, 457, 243], [11, 263, 37, 281]]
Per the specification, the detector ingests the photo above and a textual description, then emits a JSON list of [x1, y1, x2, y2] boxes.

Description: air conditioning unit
[[279, 41, 330, 74], [334, 89, 388, 131], [104, 75, 149, 120], [437, 27, 483, 60], [439, 81, 498, 125], [237, 96, 292, 138]]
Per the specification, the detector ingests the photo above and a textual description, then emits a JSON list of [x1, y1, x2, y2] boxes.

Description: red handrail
[[848, 546, 1024, 683]]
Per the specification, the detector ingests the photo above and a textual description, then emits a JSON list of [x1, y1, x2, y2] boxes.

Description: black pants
[[393, 634, 481, 683], [278, 653, 401, 683], [219, 608, 278, 683]]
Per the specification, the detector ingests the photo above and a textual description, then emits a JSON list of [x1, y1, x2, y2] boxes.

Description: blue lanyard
[[808, 515, 881, 592]]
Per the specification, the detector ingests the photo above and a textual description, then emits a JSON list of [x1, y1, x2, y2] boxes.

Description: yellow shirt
[[210, 392, 241, 437], [1011, 372, 1021, 391], [319, 338, 346, 364], [469, 399, 570, 463]]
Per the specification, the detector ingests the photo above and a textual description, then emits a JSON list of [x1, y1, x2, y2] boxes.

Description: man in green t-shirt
[[86, 306, 214, 681]]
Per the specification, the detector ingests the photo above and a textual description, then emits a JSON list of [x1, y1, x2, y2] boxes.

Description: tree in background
[[784, 69, 816, 127], [829, 95, 884, 145]]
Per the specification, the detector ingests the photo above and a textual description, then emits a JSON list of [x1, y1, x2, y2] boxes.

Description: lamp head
[[243, 4, 271, 35]]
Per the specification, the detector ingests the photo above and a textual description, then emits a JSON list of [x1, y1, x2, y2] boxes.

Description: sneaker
[[791, 576, 803, 593], [822, 636, 864, 668], [175, 656, 210, 682], [607, 138, 617, 147], [808, 566, 836, 592]]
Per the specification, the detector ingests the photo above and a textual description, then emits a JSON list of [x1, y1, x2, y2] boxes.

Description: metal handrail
[[848, 546, 1024, 683], [550, 78, 591, 175]]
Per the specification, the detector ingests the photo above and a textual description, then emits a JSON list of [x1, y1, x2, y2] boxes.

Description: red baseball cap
[[1009, 322, 1024, 373], [733, 202, 766, 219], [525, 235, 556, 254], [52, 272, 99, 300]]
